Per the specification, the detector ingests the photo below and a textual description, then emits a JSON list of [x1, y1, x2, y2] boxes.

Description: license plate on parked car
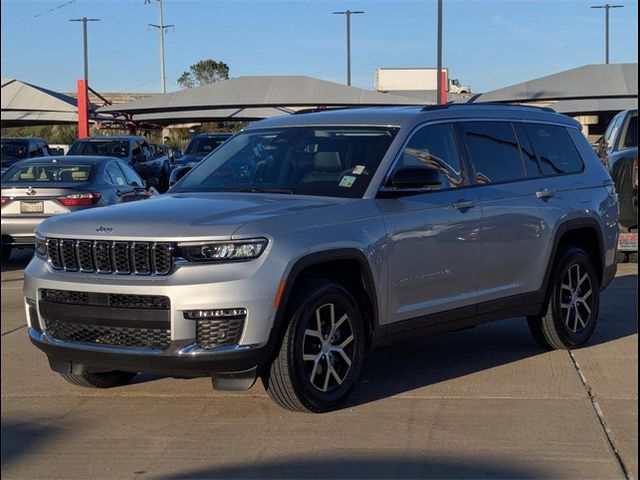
[[20, 201, 44, 214], [618, 233, 638, 251]]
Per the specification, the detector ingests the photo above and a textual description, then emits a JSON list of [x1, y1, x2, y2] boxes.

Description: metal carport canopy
[[98, 75, 422, 119], [1, 78, 80, 127]]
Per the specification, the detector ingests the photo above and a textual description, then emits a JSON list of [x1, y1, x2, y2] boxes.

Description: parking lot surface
[[1, 250, 637, 479]]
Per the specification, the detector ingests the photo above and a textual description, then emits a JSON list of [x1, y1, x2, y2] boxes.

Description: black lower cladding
[[39, 289, 171, 349]]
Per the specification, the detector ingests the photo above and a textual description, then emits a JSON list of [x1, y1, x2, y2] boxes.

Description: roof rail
[[292, 106, 368, 115], [421, 102, 556, 113]]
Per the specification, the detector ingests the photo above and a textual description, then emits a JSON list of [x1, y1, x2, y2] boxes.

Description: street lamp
[[69, 17, 100, 90], [332, 10, 364, 86], [146, 0, 174, 94], [591, 4, 624, 64]]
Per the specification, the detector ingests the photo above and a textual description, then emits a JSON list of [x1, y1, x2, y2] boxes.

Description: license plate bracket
[[20, 201, 44, 214]]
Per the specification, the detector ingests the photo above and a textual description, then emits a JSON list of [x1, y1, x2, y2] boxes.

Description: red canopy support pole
[[440, 71, 448, 105], [77, 79, 89, 138]]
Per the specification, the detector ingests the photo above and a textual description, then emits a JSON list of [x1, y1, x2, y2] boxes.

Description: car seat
[[300, 152, 342, 183]]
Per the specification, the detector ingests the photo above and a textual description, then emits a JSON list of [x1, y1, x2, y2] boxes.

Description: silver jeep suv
[[24, 105, 618, 412]]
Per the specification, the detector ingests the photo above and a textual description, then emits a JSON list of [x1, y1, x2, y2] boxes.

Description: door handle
[[452, 200, 476, 211], [536, 189, 555, 200]]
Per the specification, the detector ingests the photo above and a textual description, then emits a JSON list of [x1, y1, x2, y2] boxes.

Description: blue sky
[[1, 0, 637, 95]]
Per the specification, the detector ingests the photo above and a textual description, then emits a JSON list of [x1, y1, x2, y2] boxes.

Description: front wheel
[[262, 280, 366, 413], [528, 247, 600, 350]]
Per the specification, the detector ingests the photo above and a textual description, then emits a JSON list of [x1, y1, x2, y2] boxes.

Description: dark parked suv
[[1, 137, 52, 174], [598, 109, 637, 261], [25, 105, 618, 412], [68, 136, 171, 192]]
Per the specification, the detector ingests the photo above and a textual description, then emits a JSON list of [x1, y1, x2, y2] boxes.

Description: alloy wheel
[[560, 263, 594, 334], [302, 303, 355, 393]]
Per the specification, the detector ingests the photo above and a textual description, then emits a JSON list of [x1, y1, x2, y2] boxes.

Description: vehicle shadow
[[1, 419, 62, 470], [157, 454, 548, 479]]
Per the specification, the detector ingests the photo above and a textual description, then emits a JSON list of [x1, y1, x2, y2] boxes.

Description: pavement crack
[[568, 350, 632, 480], [1, 325, 26, 337]]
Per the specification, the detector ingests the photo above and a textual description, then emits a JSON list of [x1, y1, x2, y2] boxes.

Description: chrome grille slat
[[43, 238, 173, 276]]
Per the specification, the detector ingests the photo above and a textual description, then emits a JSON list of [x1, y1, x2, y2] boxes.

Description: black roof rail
[[421, 102, 556, 113], [292, 106, 358, 115]]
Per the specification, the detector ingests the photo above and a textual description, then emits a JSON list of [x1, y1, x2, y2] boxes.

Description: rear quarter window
[[524, 124, 584, 176]]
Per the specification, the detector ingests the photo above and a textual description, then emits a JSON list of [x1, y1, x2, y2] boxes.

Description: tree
[[177, 59, 230, 89]]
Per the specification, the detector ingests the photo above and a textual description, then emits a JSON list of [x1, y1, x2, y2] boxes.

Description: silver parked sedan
[[1, 155, 155, 261]]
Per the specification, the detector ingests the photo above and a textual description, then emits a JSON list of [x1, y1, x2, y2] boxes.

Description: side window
[[105, 162, 127, 186], [394, 123, 465, 189], [119, 162, 144, 186], [29, 141, 39, 158], [524, 123, 584, 176], [132, 142, 142, 157], [622, 113, 638, 148], [459, 122, 525, 184], [513, 123, 542, 178], [604, 113, 623, 150]]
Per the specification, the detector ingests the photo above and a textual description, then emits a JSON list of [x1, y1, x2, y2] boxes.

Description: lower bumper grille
[[196, 316, 245, 349], [42, 289, 170, 310], [45, 319, 171, 349]]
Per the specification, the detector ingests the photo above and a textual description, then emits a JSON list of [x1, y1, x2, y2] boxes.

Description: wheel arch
[[268, 249, 379, 354]]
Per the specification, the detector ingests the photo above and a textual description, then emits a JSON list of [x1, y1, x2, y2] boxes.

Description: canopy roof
[[99, 75, 421, 123], [470, 63, 637, 105], [1, 78, 80, 127]]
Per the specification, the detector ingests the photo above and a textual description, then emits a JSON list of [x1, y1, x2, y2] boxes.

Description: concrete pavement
[[1, 250, 637, 479]]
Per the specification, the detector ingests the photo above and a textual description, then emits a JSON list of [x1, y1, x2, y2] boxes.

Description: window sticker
[[339, 175, 356, 188], [352, 165, 366, 175]]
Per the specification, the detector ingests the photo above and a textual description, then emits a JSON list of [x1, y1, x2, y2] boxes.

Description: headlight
[[35, 235, 47, 258], [179, 238, 268, 263]]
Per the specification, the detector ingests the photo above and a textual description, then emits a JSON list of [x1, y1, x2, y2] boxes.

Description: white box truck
[[375, 68, 471, 94]]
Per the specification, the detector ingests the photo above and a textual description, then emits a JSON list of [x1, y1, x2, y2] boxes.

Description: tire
[[262, 280, 366, 413], [1, 246, 12, 262], [60, 371, 137, 388], [527, 247, 600, 350]]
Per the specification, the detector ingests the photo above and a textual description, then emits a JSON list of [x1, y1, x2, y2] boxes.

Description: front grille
[[195, 316, 245, 349], [45, 318, 171, 349], [44, 239, 173, 275], [41, 289, 169, 310]]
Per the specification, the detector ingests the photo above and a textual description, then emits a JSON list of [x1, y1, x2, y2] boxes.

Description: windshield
[[184, 136, 229, 155], [172, 126, 397, 198], [68, 140, 129, 158], [2, 164, 93, 183], [1, 140, 29, 163]]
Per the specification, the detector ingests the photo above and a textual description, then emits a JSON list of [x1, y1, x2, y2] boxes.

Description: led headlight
[[180, 238, 268, 263], [34, 235, 47, 258]]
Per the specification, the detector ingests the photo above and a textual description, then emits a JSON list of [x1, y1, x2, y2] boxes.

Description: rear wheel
[[528, 247, 600, 350], [262, 280, 366, 413], [60, 371, 137, 388]]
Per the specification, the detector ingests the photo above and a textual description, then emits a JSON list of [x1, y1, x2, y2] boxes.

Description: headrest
[[314, 151, 341, 172], [19, 173, 35, 180], [72, 171, 89, 181]]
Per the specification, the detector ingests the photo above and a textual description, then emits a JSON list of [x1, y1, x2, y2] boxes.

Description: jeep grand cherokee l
[[24, 105, 618, 412]]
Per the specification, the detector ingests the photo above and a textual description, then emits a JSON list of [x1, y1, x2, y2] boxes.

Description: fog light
[[183, 308, 247, 320]]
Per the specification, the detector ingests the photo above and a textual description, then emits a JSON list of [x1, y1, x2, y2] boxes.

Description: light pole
[[147, 0, 174, 93], [591, 4, 624, 64], [436, 0, 443, 104], [333, 10, 364, 86], [69, 17, 100, 90]]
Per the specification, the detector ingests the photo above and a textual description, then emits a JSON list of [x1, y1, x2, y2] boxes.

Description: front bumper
[[29, 328, 268, 376], [23, 249, 284, 376]]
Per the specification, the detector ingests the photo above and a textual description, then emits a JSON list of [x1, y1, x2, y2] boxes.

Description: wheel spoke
[[329, 364, 343, 385], [315, 309, 323, 338], [304, 328, 322, 340], [334, 347, 352, 367], [576, 311, 587, 329], [578, 300, 592, 316], [309, 358, 320, 387], [580, 289, 592, 303], [564, 304, 572, 330], [578, 272, 589, 289], [303, 354, 317, 362], [339, 334, 354, 349], [322, 365, 331, 392], [332, 313, 349, 337], [328, 303, 336, 336], [560, 301, 572, 309]]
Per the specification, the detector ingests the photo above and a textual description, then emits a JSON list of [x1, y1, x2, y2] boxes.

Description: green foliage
[[1, 125, 79, 144], [177, 59, 230, 89]]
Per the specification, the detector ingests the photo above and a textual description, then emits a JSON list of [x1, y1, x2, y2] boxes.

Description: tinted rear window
[[459, 122, 525, 184], [623, 114, 638, 148], [524, 124, 584, 175], [185, 137, 229, 154], [1, 140, 29, 161], [68, 140, 129, 158], [2, 164, 93, 183]]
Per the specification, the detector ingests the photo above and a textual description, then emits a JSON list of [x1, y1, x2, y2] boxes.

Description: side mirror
[[387, 166, 442, 190], [145, 176, 159, 189], [169, 166, 192, 187]]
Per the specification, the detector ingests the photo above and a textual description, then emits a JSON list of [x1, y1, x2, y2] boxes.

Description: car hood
[[37, 192, 350, 241]]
